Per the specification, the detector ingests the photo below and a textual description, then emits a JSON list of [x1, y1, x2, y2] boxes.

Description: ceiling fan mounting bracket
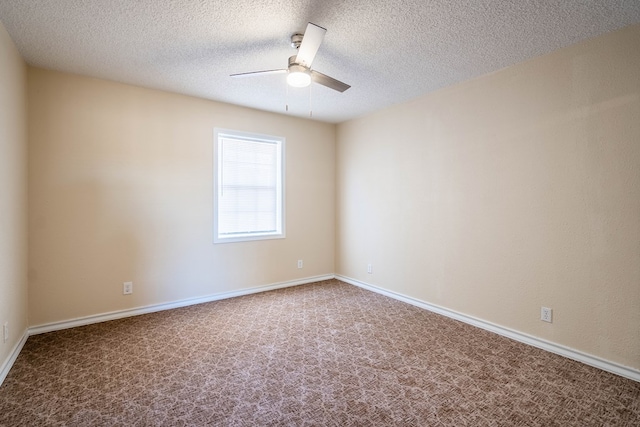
[[290, 33, 304, 49]]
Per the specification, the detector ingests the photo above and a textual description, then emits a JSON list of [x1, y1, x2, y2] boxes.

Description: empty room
[[1, 1, 639, 425]]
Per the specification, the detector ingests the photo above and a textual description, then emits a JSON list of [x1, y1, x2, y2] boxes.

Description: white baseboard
[[29, 274, 334, 336], [0, 328, 28, 386], [8, 274, 638, 386], [1, 275, 333, 386], [336, 275, 640, 383]]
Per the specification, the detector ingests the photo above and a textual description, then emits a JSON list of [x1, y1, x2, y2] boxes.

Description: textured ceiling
[[1, 1, 639, 123]]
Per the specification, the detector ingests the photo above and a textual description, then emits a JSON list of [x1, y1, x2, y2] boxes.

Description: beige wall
[[0, 24, 28, 367], [28, 68, 335, 326], [336, 24, 640, 370], [10, 19, 640, 375]]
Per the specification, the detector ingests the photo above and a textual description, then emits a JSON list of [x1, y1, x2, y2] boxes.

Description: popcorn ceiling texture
[[0, 0, 639, 122]]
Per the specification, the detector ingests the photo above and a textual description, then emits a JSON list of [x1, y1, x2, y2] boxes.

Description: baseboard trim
[[336, 275, 640, 383], [0, 328, 28, 386], [14, 274, 639, 384], [29, 274, 335, 336]]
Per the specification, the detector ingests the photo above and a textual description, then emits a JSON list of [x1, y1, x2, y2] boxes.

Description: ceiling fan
[[231, 23, 350, 93]]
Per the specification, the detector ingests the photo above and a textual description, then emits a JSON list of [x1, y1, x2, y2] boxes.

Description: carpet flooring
[[0, 279, 638, 426]]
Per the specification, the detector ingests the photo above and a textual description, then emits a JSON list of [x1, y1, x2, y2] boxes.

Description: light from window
[[214, 129, 285, 243]]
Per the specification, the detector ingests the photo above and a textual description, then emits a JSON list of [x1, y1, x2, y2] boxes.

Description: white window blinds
[[214, 130, 284, 243]]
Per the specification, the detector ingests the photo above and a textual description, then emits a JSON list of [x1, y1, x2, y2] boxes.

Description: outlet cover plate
[[123, 282, 133, 295], [541, 307, 552, 323]]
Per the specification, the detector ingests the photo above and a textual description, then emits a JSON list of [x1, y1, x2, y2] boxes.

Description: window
[[214, 129, 285, 243]]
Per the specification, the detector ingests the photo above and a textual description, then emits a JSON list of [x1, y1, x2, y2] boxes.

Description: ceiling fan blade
[[295, 23, 326, 68], [311, 70, 351, 92], [230, 69, 286, 78]]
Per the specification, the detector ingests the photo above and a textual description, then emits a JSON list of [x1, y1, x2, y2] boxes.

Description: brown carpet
[[0, 279, 638, 426]]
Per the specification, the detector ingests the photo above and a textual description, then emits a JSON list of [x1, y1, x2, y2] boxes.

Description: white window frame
[[213, 128, 285, 244]]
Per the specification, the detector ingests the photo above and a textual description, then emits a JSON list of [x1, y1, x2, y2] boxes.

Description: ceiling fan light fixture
[[287, 61, 311, 87], [287, 71, 311, 87]]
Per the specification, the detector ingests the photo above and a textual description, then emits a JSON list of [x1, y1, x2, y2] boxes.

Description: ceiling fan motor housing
[[288, 55, 308, 71]]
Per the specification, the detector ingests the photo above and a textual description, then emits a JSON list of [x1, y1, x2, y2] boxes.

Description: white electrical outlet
[[367, 263, 373, 274], [123, 282, 133, 295], [297, 260, 303, 269], [541, 307, 552, 323], [3, 322, 8, 343]]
